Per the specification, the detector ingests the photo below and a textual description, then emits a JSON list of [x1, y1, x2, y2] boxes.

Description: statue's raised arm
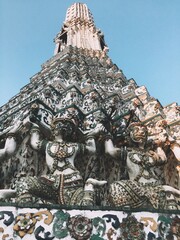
[[106, 122, 180, 210], [0, 119, 24, 160], [14, 108, 106, 206]]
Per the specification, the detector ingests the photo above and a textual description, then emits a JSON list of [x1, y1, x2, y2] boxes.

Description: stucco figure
[[14, 109, 106, 205], [148, 120, 180, 159], [94, 122, 180, 209], [0, 118, 29, 198], [0, 109, 106, 205]]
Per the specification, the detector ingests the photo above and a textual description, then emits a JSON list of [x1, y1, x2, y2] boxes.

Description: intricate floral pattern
[[68, 215, 93, 240], [0, 208, 180, 240], [13, 213, 37, 238], [119, 215, 145, 240]]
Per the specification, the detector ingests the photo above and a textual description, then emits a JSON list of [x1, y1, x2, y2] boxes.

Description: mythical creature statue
[[148, 119, 180, 189], [0, 118, 30, 198], [94, 122, 180, 209], [148, 119, 180, 161], [0, 108, 106, 206]]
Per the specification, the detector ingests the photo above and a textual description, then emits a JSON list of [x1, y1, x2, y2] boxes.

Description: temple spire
[[54, 3, 108, 54]]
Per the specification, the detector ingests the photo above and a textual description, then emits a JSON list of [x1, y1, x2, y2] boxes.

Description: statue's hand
[[149, 150, 160, 161], [85, 178, 107, 186]]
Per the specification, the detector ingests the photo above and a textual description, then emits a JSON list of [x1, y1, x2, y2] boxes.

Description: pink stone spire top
[[65, 3, 94, 24], [54, 3, 108, 54]]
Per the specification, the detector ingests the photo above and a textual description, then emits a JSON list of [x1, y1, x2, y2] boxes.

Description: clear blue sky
[[0, 0, 180, 107]]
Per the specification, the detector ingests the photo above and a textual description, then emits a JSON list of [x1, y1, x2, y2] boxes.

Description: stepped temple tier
[[0, 3, 180, 239]]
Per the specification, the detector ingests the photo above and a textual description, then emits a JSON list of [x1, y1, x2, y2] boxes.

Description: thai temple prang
[[0, 3, 180, 239]]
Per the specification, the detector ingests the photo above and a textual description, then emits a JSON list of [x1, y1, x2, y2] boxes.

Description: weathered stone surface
[[0, 1, 179, 216]]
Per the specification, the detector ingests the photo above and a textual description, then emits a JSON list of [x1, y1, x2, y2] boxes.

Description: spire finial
[[54, 3, 108, 54], [65, 3, 94, 24]]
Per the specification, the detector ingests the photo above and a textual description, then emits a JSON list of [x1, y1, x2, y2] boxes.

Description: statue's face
[[53, 120, 74, 140], [130, 125, 147, 144]]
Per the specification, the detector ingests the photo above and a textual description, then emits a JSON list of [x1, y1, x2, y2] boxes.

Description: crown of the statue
[[128, 122, 147, 130], [52, 107, 80, 127]]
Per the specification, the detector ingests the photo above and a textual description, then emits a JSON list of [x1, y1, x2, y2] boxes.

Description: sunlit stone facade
[[0, 3, 179, 239]]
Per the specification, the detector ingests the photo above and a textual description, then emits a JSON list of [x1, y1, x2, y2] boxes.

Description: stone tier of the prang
[[0, 45, 180, 240], [0, 45, 179, 190], [0, 2, 180, 240]]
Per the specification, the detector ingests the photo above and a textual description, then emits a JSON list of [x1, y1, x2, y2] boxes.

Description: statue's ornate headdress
[[127, 122, 147, 132], [51, 107, 79, 129]]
